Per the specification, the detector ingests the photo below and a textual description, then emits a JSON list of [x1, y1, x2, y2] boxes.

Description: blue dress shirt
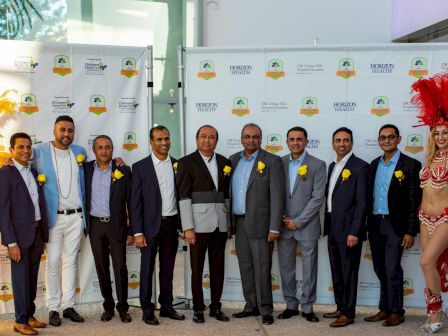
[[232, 150, 258, 215], [373, 150, 400, 215], [90, 161, 112, 217]]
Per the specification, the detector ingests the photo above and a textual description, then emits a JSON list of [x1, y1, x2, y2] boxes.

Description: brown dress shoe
[[364, 311, 389, 322], [382, 313, 404, 327], [13, 322, 38, 335], [330, 315, 354, 327], [323, 310, 342, 318], [27, 317, 46, 328]]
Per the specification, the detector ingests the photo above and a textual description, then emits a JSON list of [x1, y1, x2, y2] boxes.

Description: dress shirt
[[289, 151, 306, 193], [373, 150, 400, 215], [90, 161, 112, 217], [12, 158, 41, 221], [151, 152, 177, 216], [199, 151, 218, 189], [327, 151, 353, 212], [232, 150, 258, 215]]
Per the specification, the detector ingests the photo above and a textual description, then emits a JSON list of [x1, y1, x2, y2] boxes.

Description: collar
[[241, 149, 259, 162], [334, 151, 353, 165], [12, 158, 30, 171], [199, 151, 215, 163], [289, 151, 306, 163], [94, 160, 112, 171], [151, 152, 171, 164], [380, 150, 400, 165]]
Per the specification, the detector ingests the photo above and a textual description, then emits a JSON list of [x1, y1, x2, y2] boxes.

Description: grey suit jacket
[[281, 152, 326, 241], [230, 149, 285, 238]]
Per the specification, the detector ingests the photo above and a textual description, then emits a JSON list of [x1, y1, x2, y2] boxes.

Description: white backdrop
[[182, 44, 448, 308], [0, 40, 151, 314]]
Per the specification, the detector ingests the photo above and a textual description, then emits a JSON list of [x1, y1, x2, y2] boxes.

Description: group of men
[[0, 115, 422, 335]]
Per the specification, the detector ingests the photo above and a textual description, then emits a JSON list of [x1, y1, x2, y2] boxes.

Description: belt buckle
[[34, 221, 39, 227], [63, 209, 69, 215], [100, 217, 110, 223]]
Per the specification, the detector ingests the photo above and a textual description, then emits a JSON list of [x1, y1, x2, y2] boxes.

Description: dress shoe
[[159, 307, 185, 320], [63, 308, 84, 322], [329, 315, 354, 327], [27, 317, 46, 328], [209, 309, 230, 322], [277, 309, 299, 320], [262, 314, 274, 325], [13, 322, 38, 335], [302, 312, 320, 322], [323, 310, 342, 319], [192, 311, 205, 323], [119, 312, 132, 323], [364, 311, 389, 322], [232, 308, 260, 318], [48, 311, 61, 326], [142, 311, 159, 325], [100, 310, 114, 321], [382, 313, 404, 327]]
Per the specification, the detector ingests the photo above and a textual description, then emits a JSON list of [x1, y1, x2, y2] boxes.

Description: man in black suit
[[84, 135, 133, 323], [364, 124, 422, 326], [131, 125, 185, 326], [0, 133, 49, 335], [176, 125, 231, 323], [323, 127, 369, 327]]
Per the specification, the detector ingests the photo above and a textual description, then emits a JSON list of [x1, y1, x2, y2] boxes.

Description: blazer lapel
[[11, 165, 33, 204], [282, 155, 291, 196], [193, 150, 216, 190], [216, 155, 225, 190], [292, 152, 308, 194], [389, 152, 403, 189], [332, 155, 354, 192], [247, 150, 264, 190], [147, 156, 161, 197], [109, 161, 117, 198]]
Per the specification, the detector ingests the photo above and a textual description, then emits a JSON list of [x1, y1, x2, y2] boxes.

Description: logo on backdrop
[[336, 58, 356, 78], [271, 274, 281, 291], [404, 278, 415, 296], [358, 280, 380, 291], [408, 57, 429, 78], [296, 63, 325, 75], [365, 137, 380, 150], [229, 65, 252, 75], [402, 100, 418, 113], [19, 93, 39, 114], [0, 283, 13, 302], [333, 101, 357, 112], [123, 132, 139, 151], [89, 94, 107, 115], [128, 271, 140, 289], [119, 97, 139, 113], [14, 56, 39, 73], [299, 96, 320, 116], [120, 57, 138, 78], [266, 59, 285, 79], [198, 60, 216, 80], [363, 241, 372, 260], [226, 138, 242, 151], [84, 58, 107, 75], [51, 96, 75, 114], [196, 102, 218, 112], [441, 62, 448, 72], [261, 101, 289, 113], [202, 271, 210, 289], [404, 134, 424, 154], [370, 63, 395, 74], [264, 134, 283, 153], [231, 97, 250, 117], [53, 55, 72, 76], [306, 139, 320, 149], [370, 96, 390, 116]]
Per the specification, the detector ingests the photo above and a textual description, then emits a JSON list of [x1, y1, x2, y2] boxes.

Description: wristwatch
[[8, 243, 17, 247]]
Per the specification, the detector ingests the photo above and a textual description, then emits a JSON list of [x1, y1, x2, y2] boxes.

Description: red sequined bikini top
[[420, 165, 448, 189]]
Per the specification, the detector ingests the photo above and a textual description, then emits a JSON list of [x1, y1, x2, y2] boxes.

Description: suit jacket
[[130, 155, 180, 241], [32, 142, 86, 229], [281, 152, 326, 241], [367, 152, 422, 237], [84, 160, 132, 242], [176, 150, 231, 233], [0, 165, 49, 248], [324, 154, 369, 243], [229, 149, 285, 238]]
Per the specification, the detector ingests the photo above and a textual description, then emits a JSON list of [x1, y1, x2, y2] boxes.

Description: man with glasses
[[364, 124, 421, 326]]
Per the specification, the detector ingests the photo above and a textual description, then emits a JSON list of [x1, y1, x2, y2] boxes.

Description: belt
[[234, 214, 245, 219], [91, 216, 111, 223], [373, 214, 390, 219], [57, 208, 82, 215], [162, 215, 177, 220]]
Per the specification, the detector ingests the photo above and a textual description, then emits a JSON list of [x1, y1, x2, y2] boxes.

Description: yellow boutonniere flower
[[223, 165, 232, 176], [298, 165, 307, 177], [173, 162, 178, 173], [257, 161, 266, 175], [37, 174, 46, 186], [76, 154, 85, 165], [394, 170, 404, 182], [341, 168, 351, 181], [112, 169, 124, 182]]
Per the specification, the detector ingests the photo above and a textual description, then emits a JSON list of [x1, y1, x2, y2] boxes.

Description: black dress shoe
[[142, 311, 159, 325], [62, 308, 84, 323], [101, 310, 114, 321], [262, 314, 274, 325], [209, 310, 230, 322], [49, 311, 61, 326], [278, 309, 300, 319], [119, 312, 132, 323], [192, 311, 205, 323], [159, 307, 185, 320], [232, 308, 260, 318], [302, 312, 320, 322]]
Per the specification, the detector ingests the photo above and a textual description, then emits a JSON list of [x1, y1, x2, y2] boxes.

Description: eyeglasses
[[378, 134, 397, 142], [242, 135, 261, 140]]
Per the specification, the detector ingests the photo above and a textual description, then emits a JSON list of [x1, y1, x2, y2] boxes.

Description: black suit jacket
[[84, 161, 132, 242], [0, 165, 49, 248], [324, 154, 369, 243], [367, 152, 422, 237]]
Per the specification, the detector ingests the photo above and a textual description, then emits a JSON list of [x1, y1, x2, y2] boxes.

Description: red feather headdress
[[411, 73, 448, 129]]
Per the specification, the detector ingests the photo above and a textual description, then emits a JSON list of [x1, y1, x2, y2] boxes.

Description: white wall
[[202, 0, 393, 46]]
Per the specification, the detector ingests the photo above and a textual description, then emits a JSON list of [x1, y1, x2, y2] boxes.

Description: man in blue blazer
[[131, 125, 184, 326], [0, 133, 49, 335], [32, 115, 86, 326]]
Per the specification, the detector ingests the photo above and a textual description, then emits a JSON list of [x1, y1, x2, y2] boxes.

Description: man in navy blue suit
[[131, 125, 184, 326], [0, 133, 49, 335]]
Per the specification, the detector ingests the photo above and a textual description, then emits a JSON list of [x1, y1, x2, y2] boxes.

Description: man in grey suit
[[277, 127, 326, 323], [230, 123, 285, 325]]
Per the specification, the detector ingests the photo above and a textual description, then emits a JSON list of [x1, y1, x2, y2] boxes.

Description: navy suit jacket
[[84, 160, 132, 242], [0, 165, 49, 248]]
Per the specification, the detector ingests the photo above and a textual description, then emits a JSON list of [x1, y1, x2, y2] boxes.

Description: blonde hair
[[426, 126, 447, 163]]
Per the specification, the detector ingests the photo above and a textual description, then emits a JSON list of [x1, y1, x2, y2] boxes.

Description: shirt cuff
[[134, 233, 143, 237], [8, 243, 17, 247], [269, 229, 280, 233]]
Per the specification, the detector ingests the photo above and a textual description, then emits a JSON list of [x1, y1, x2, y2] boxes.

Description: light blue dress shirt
[[90, 161, 112, 217], [232, 150, 258, 215], [373, 150, 400, 215], [289, 151, 306, 193]]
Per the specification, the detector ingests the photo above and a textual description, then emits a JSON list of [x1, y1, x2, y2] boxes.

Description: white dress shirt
[[327, 151, 353, 212], [151, 152, 177, 216], [12, 158, 41, 221], [199, 151, 218, 189]]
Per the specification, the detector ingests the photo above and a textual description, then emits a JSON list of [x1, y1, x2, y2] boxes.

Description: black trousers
[[11, 225, 44, 324], [140, 215, 179, 313], [368, 216, 405, 316], [327, 236, 362, 319], [190, 228, 228, 312], [89, 216, 128, 313]]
